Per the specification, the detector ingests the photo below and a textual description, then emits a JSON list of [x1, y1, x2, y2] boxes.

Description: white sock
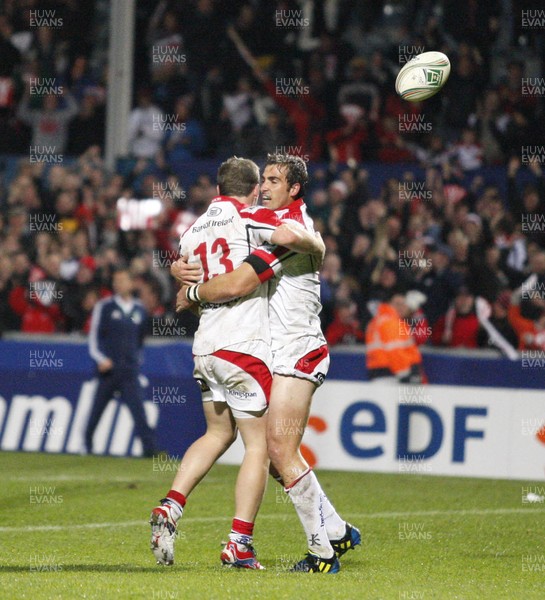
[[322, 493, 347, 540], [162, 498, 183, 523], [228, 532, 253, 547], [286, 469, 334, 558]]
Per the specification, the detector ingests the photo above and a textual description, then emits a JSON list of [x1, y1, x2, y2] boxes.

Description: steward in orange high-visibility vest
[[365, 294, 425, 383]]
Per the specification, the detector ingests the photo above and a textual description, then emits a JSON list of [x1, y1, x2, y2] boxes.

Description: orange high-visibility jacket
[[365, 303, 422, 378]]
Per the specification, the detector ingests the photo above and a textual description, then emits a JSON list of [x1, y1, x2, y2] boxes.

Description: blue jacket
[[89, 296, 147, 371]]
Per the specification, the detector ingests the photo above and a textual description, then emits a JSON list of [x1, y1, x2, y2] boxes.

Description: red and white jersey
[[245, 199, 326, 352], [179, 196, 281, 355]]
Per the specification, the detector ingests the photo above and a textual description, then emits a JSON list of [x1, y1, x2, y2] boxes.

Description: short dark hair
[[217, 157, 260, 197], [266, 153, 308, 199]]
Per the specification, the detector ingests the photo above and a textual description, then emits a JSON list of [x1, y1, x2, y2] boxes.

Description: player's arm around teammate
[[171, 226, 325, 310]]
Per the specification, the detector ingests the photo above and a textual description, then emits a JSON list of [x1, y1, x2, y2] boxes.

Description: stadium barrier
[[0, 337, 543, 480]]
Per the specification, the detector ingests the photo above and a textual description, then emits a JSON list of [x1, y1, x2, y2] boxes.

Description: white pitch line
[[343, 507, 545, 519], [0, 521, 145, 533], [7, 476, 147, 482], [1, 507, 542, 533], [7, 475, 220, 482]]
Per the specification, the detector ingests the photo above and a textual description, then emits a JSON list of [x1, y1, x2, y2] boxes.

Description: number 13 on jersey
[[193, 237, 234, 282]]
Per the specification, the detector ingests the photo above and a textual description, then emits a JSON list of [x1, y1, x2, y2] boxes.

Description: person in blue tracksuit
[[86, 268, 156, 456]]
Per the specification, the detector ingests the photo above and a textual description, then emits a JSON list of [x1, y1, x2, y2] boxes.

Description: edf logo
[[340, 401, 487, 462]]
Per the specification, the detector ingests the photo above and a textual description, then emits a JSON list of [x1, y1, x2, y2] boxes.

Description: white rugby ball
[[395, 51, 451, 102]]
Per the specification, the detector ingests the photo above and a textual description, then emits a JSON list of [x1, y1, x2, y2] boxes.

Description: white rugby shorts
[[193, 340, 272, 418], [272, 336, 329, 386]]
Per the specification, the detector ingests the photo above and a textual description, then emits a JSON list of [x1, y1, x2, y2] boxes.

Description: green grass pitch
[[1, 452, 544, 599]]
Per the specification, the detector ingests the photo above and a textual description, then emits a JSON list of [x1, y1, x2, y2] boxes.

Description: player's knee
[[208, 427, 236, 450], [266, 431, 290, 468], [243, 444, 269, 467]]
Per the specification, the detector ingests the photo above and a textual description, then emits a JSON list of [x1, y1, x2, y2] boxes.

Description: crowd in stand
[[0, 1, 544, 357]]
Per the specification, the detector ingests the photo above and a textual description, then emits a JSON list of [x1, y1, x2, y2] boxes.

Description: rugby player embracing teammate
[[149, 157, 325, 569], [174, 154, 361, 573]]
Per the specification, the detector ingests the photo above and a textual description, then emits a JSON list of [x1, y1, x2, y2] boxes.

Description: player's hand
[[176, 286, 192, 313], [98, 358, 113, 373], [171, 255, 202, 284]]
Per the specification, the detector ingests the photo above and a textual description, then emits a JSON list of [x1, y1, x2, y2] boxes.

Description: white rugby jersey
[[244, 199, 325, 352], [179, 196, 282, 355]]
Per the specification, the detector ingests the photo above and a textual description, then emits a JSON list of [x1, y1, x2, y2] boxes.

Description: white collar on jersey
[[114, 295, 135, 315]]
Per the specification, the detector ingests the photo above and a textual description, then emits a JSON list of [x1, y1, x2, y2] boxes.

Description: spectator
[[519, 252, 545, 319], [376, 115, 413, 163], [476, 292, 519, 354], [404, 290, 431, 345], [325, 299, 365, 346], [146, 2, 184, 78], [337, 57, 379, 123], [67, 92, 105, 155], [66, 55, 101, 102], [508, 279, 545, 351], [431, 286, 481, 348], [443, 52, 482, 136], [136, 273, 176, 336], [451, 128, 483, 172], [320, 251, 343, 330], [9, 253, 66, 334], [367, 263, 401, 303], [128, 88, 164, 159], [468, 89, 506, 164], [0, 14, 21, 153], [326, 103, 370, 164], [158, 96, 205, 171], [183, 0, 223, 77], [0, 253, 19, 333], [421, 244, 463, 325], [17, 89, 79, 155], [222, 76, 256, 136]]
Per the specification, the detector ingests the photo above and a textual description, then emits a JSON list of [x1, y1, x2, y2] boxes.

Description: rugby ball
[[395, 51, 450, 102]]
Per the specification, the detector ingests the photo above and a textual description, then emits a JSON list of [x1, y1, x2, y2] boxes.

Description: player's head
[[261, 153, 308, 210], [217, 157, 260, 204]]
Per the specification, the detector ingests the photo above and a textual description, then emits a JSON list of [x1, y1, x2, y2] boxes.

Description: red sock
[[166, 489, 186, 507], [231, 518, 254, 537]]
